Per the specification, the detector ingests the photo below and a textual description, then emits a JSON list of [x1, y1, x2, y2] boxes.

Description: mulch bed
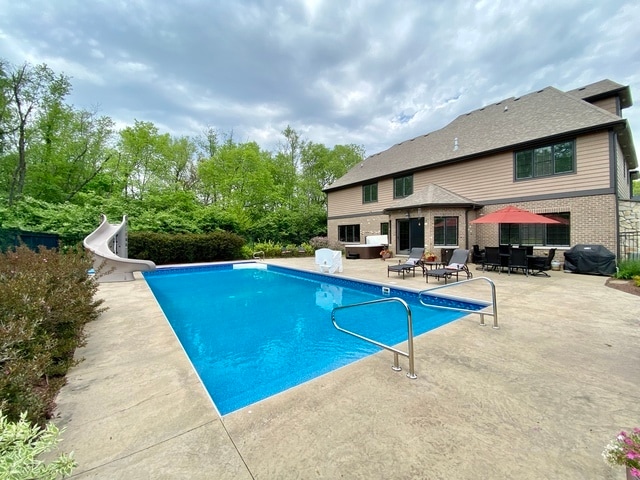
[[605, 278, 640, 297]]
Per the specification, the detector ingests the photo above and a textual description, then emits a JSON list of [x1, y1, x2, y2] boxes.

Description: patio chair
[[482, 246, 501, 272], [508, 247, 529, 276], [471, 244, 485, 263], [387, 247, 424, 279], [425, 249, 472, 284], [529, 248, 556, 277], [315, 248, 343, 274]]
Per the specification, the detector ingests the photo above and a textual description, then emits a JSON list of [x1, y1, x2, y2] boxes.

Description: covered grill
[[563, 244, 616, 275]]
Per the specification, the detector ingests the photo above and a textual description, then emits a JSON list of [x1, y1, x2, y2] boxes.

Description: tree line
[[0, 59, 364, 245]]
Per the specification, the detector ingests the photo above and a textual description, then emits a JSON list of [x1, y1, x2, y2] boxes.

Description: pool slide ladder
[[330, 277, 498, 379]]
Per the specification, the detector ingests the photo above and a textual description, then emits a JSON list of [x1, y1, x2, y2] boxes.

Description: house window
[[338, 224, 360, 243], [434, 216, 458, 246], [362, 182, 378, 203], [393, 175, 413, 198], [499, 213, 570, 246], [515, 141, 575, 180], [380, 222, 389, 237]]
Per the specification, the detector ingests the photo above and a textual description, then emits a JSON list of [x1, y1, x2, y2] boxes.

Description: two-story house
[[325, 79, 639, 260]]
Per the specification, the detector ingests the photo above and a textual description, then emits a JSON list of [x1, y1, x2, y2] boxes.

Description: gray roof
[[384, 183, 482, 211], [566, 79, 632, 108], [327, 80, 636, 191]]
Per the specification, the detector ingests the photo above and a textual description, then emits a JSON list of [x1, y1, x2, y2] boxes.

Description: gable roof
[[383, 183, 482, 211], [326, 80, 635, 192]]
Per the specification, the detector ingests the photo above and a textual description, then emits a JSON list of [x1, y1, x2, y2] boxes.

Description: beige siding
[[328, 131, 613, 215], [591, 97, 619, 116], [615, 140, 632, 199]]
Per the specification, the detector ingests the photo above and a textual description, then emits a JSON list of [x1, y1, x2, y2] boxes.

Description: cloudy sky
[[1, 0, 639, 157]]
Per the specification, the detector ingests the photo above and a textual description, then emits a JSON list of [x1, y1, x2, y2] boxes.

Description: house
[[325, 79, 640, 261]]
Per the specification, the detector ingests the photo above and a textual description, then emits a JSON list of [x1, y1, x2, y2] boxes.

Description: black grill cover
[[563, 244, 616, 275]]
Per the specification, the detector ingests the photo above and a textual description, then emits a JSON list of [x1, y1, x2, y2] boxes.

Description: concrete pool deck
[[53, 257, 639, 479]]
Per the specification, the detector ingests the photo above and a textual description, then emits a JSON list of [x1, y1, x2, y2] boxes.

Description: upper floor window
[[434, 216, 458, 246], [338, 224, 360, 243], [515, 141, 575, 180], [362, 182, 378, 203], [394, 175, 413, 198]]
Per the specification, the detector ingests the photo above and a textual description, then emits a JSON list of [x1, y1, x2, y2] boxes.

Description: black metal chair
[[508, 247, 529, 276], [472, 244, 485, 263], [529, 248, 556, 277], [482, 246, 501, 272]]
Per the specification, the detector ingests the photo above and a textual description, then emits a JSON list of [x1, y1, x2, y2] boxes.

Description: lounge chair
[[425, 249, 472, 284], [529, 248, 556, 277], [387, 247, 424, 279], [315, 248, 343, 274]]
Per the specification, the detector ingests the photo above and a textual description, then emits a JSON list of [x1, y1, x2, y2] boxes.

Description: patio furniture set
[[387, 248, 473, 284], [387, 245, 556, 282], [476, 245, 556, 277]]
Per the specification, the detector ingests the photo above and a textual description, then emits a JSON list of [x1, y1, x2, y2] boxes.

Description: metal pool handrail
[[418, 276, 499, 329], [331, 297, 417, 379]]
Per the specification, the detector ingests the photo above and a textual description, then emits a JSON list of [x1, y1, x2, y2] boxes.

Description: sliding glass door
[[396, 218, 424, 254]]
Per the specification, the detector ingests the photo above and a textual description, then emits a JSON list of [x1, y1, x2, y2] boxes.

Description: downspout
[[611, 129, 621, 261], [465, 209, 469, 250]]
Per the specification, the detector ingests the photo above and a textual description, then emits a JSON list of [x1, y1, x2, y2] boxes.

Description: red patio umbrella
[[471, 206, 560, 224]]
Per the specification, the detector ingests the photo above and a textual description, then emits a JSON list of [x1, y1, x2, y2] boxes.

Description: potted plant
[[379, 248, 392, 260], [603, 427, 640, 479], [423, 251, 436, 262]]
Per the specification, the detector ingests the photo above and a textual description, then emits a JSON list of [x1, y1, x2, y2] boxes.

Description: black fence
[[619, 230, 640, 261], [0, 228, 60, 253]]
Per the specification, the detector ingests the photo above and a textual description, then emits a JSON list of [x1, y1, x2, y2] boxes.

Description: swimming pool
[[144, 262, 483, 415]]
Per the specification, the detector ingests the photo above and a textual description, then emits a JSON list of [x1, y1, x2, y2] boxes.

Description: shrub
[[293, 242, 313, 256], [128, 231, 245, 265], [309, 236, 329, 249], [615, 259, 640, 280], [0, 411, 76, 479], [250, 240, 282, 258], [0, 246, 104, 424]]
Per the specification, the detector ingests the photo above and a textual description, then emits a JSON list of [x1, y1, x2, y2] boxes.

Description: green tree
[[0, 62, 71, 204], [116, 120, 171, 199], [276, 125, 306, 209], [198, 138, 279, 218], [299, 142, 364, 209], [27, 105, 115, 202]]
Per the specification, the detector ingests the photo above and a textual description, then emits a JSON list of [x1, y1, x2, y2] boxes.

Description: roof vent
[[453, 137, 459, 151], [504, 106, 508, 112]]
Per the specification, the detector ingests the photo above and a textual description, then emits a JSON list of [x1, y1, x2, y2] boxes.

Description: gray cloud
[[1, 0, 639, 156]]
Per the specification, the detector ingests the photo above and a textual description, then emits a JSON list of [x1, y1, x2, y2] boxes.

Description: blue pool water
[[144, 263, 481, 415]]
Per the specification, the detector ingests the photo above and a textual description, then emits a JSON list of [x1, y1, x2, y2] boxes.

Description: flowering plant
[[603, 428, 640, 478], [421, 251, 436, 262]]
